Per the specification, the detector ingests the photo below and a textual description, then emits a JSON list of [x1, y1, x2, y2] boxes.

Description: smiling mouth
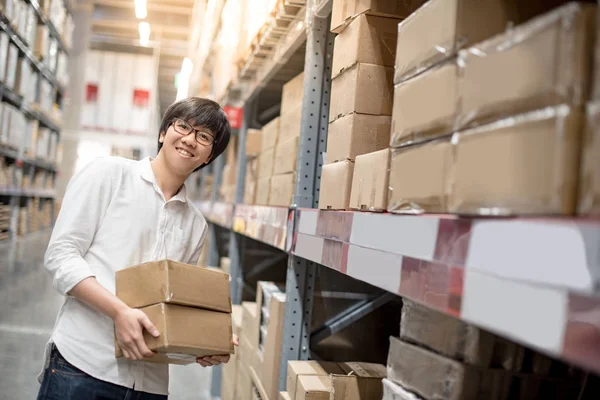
[[176, 147, 194, 158]]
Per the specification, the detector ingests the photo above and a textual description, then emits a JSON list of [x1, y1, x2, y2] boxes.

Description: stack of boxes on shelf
[[243, 128, 261, 204], [0, 105, 26, 150], [0, 202, 9, 240], [256, 118, 278, 205], [220, 137, 239, 203], [385, 300, 581, 399], [0, 157, 14, 187]]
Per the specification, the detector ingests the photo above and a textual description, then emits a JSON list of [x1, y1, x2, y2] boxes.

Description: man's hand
[[196, 334, 239, 367], [115, 307, 160, 360]]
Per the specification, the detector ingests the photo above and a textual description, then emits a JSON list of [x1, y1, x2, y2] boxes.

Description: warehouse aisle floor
[[0, 232, 212, 400]]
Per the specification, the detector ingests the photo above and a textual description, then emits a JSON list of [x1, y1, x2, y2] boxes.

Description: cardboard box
[[269, 173, 295, 207], [116, 260, 232, 312], [319, 161, 354, 210], [388, 138, 451, 214], [242, 301, 260, 349], [279, 103, 302, 143], [387, 337, 509, 400], [262, 117, 280, 152], [6, 45, 18, 90], [247, 129, 263, 157], [391, 61, 458, 147], [580, 102, 600, 214], [220, 257, 231, 274], [331, 362, 387, 400], [259, 292, 287, 400], [222, 349, 239, 400], [331, 0, 426, 34], [457, 3, 596, 130], [237, 364, 254, 400], [394, 0, 575, 84], [332, 14, 402, 77], [349, 149, 390, 211], [382, 378, 423, 400], [223, 164, 237, 186], [286, 361, 344, 400], [250, 365, 269, 400], [450, 105, 582, 215], [274, 136, 299, 175], [240, 336, 259, 375], [281, 72, 304, 116], [115, 303, 234, 365], [326, 113, 391, 163], [256, 176, 272, 205], [279, 392, 292, 400], [295, 375, 331, 400], [330, 63, 394, 122], [245, 179, 257, 204], [258, 148, 276, 179]]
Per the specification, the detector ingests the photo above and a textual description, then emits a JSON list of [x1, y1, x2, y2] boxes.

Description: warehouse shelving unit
[[194, 0, 600, 395], [0, 0, 70, 240]]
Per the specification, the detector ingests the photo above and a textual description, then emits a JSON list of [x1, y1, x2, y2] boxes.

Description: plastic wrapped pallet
[[457, 2, 596, 130], [382, 378, 423, 400], [387, 337, 510, 400], [449, 105, 582, 215], [579, 102, 600, 214]]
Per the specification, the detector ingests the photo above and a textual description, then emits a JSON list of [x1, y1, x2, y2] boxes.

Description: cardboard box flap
[[296, 375, 332, 400], [350, 149, 390, 211], [287, 361, 344, 399], [339, 362, 387, 378], [331, 0, 426, 34], [458, 2, 596, 130], [319, 161, 355, 210], [116, 259, 232, 312]]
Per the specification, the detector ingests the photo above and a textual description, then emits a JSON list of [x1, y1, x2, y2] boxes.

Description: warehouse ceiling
[[91, 0, 194, 116]]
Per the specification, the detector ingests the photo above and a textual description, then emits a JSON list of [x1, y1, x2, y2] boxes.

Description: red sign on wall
[[133, 89, 150, 108], [223, 106, 243, 129], [86, 83, 98, 103]]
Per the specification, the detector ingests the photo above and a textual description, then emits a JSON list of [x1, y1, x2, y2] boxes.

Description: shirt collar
[[138, 157, 188, 203]]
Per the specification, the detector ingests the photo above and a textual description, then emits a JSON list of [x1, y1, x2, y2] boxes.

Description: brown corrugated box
[[242, 301, 260, 349], [245, 179, 257, 204], [247, 129, 263, 157], [256, 176, 272, 205], [332, 14, 401, 77], [331, 0, 426, 34], [457, 3, 596, 130], [279, 392, 292, 400], [116, 260, 232, 312], [349, 149, 390, 211], [388, 138, 451, 214], [279, 103, 302, 143], [391, 61, 458, 147], [236, 364, 253, 400], [274, 136, 299, 175], [222, 305, 244, 398], [330, 63, 394, 122], [326, 113, 391, 163], [281, 72, 304, 116], [115, 303, 233, 365], [387, 337, 509, 400], [250, 365, 270, 400], [450, 105, 583, 215], [286, 361, 344, 400], [382, 378, 423, 400], [579, 102, 600, 214], [394, 0, 577, 84], [258, 148, 276, 179], [262, 117, 280, 152], [319, 161, 354, 210], [295, 375, 331, 400], [269, 173, 295, 207], [331, 362, 387, 400], [259, 292, 287, 400]]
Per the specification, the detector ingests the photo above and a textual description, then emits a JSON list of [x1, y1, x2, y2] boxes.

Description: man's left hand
[[196, 334, 239, 367]]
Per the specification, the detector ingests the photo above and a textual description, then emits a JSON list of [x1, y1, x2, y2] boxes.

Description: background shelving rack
[[193, 0, 600, 396]]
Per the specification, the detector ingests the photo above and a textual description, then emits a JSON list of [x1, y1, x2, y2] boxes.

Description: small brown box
[[326, 113, 391, 163], [319, 161, 354, 210], [350, 149, 390, 212]]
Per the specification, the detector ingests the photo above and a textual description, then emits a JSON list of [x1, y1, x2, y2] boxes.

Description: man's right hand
[[114, 307, 160, 360]]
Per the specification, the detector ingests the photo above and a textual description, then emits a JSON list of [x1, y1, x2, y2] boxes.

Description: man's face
[[159, 119, 214, 175]]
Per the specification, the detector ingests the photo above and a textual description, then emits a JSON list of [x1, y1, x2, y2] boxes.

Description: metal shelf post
[[208, 154, 225, 266]]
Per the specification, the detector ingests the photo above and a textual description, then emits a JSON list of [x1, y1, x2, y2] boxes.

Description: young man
[[37, 98, 235, 399]]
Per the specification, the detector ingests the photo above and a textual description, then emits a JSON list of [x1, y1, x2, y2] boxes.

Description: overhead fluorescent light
[[138, 22, 150, 46], [176, 58, 193, 101], [135, 0, 147, 19]]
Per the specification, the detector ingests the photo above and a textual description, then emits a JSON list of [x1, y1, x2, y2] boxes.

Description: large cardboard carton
[[331, 0, 426, 34], [326, 113, 391, 163], [349, 149, 390, 211], [387, 138, 451, 214], [387, 337, 509, 400], [295, 375, 331, 400], [450, 106, 582, 215], [331, 362, 387, 400], [394, 0, 576, 83], [262, 117, 280, 152], [281, 73, 304, 116], [256, 176, 272, 205], [258, 148, 276, 179], [330, 63, 394, 122], [115, 303, 233, 365], [274, 136, 299, 175], [237, 364, 254, 400], [247, 129, 263, 157], [240, 336, 260, 375], [286, 361, 344, 400], [332, 14, 402, 77], [250, 365, 270, 400], [242, 302, 260, 349], [580, 102, 600, 214], [319, 161, 354, 210], [458, 3, 596, 130], [279, 103, 302, 143], [269, 173, 296, 207], [222, 305, 244, 399], [116, 260, 232, 312], [382, 378, 423, 400], [391, 61, 458, 147], [260, 292, 287, 400]]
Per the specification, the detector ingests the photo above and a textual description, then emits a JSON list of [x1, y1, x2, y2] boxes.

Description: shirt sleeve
[[190, 224, 208, 266], [44, 158, 117, 295]]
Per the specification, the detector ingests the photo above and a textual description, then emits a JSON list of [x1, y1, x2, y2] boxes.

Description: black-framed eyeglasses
[[172, 119, 215, 146]]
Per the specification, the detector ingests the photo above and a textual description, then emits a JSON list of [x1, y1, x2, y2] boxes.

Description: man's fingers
[[122, 349, 131, 360], [140, 315, 160, 337], [135, 337, 155, 358], [196, 360, 210, 367], [232, 334, 239, 346], [210, 355, 230, 363]]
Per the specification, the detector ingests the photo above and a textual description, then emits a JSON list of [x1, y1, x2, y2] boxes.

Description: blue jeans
[[37, 345, 167, 400]]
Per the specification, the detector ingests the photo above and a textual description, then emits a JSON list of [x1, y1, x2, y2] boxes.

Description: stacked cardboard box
[[244, 128, 262, 204], [256, 118, 279, 205], [221, 304, 244, 400], [220, 136, 239, 203], [115, 260, 234, 365], [388, 1, 596, 215], [321, 8, 399, 210], [0, 202, 9, 240]]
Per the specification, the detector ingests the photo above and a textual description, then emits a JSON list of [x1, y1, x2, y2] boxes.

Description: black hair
[[158, 97, 231, 171]]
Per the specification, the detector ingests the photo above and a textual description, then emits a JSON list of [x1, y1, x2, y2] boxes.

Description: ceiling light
[[135, 0, 147, 19], [138, 22, 150, 46]]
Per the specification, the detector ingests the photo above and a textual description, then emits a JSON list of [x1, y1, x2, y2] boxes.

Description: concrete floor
[[0, 231, 213, 400]]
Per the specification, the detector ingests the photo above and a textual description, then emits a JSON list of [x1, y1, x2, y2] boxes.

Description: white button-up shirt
[[40, 156, 207, 395]]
